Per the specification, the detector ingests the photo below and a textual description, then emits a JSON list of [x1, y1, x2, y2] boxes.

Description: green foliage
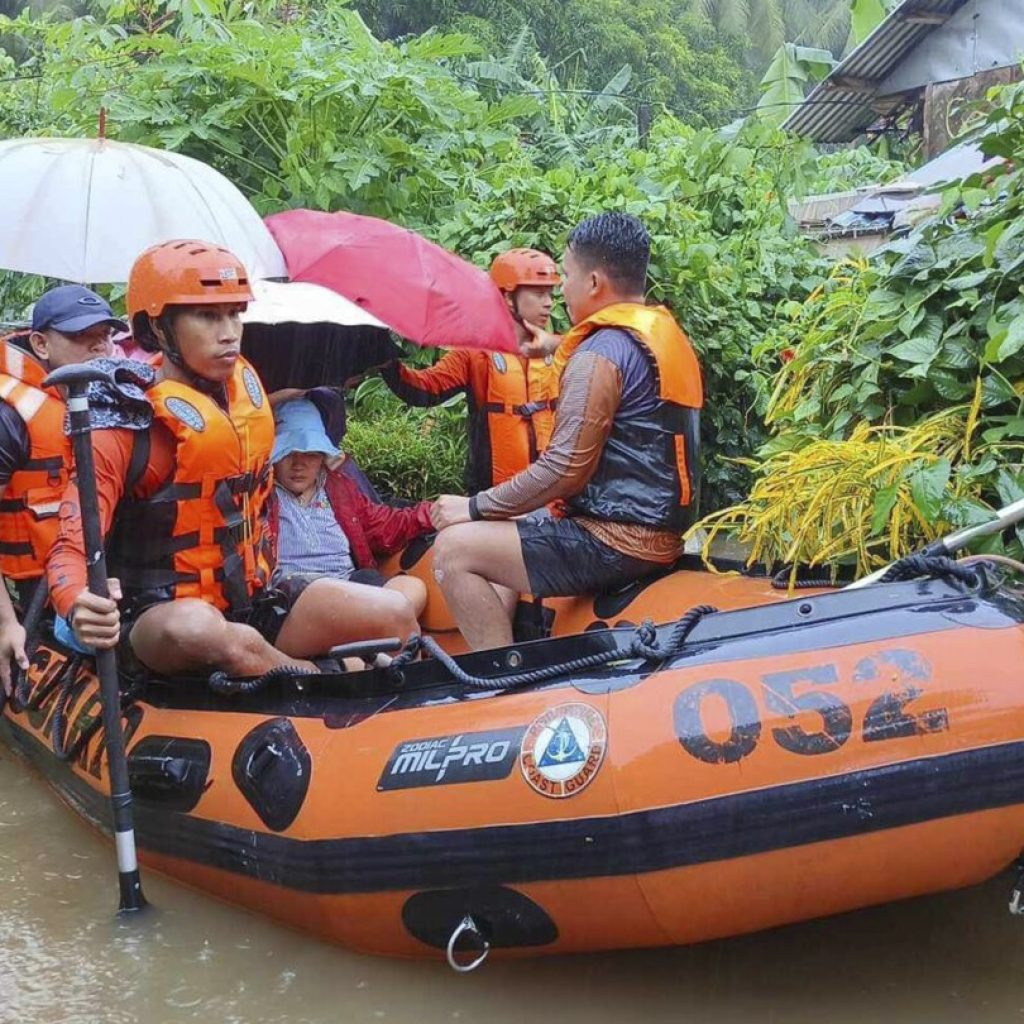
[[725, 79, 1024, 562], [357, 0, 758, 128], [460, 28, 639, 166], [756, 42, 835, 124], [848, 0, 891, 45], [0, 0, 894, 515], [344, 388, 467, 500], [803, 145, 903, 193]]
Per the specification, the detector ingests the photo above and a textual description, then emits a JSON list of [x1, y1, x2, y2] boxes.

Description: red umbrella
[[265, 209, 519, 353]]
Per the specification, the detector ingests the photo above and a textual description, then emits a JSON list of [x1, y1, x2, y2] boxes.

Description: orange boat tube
[[4, 564, 1024, 963]]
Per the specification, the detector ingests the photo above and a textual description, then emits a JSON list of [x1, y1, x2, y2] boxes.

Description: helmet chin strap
[[508, 290, 526, 328], [159, 318, 225, 396]]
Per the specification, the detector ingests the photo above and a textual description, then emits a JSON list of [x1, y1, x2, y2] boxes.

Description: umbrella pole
[[43, 364, 146, 913]]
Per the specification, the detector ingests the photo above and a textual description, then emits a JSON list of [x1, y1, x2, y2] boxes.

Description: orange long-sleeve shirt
[[47, 424, 176, 619], [382, 348, 560, 493]]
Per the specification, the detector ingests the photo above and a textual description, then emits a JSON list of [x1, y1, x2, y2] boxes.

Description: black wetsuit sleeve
[[0, 403, 31, 488]]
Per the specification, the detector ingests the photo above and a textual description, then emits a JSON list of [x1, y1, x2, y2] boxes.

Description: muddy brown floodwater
[[3, 747, 1024, 1024]]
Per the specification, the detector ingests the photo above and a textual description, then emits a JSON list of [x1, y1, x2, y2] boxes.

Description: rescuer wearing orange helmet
[[47, 240, 418, 677], [381, 248, 562, 493]]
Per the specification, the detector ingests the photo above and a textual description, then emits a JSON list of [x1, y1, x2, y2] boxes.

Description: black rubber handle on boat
[[43, 369, 147, 914], [328, 637, 403, 661]]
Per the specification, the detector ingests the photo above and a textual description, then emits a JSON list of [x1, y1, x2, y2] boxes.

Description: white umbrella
[[0, 136, 287, 283], [242, 279, 388, 328]]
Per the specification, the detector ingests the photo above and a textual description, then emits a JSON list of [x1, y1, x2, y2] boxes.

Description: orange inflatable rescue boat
[[4, 549, 1024, 966]]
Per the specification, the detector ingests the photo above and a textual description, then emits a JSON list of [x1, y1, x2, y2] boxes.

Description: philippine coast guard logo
[[520, 702, 607, 799], [492, 353, 507, 374], [242, 366, 264, 408], [165, 397, 206, 432]]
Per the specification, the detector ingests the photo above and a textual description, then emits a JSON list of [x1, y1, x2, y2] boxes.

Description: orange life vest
[[0, 337, 69, 581], [481, 351, 559, 487], [559, 303, 703, 529], [108, 357, 275, 613]]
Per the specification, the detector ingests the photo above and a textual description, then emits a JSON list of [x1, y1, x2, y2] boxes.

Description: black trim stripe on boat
[[4, 715, 1024, 895]]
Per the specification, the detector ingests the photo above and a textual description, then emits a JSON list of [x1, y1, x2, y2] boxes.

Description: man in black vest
[[429, 212, 703, 651]]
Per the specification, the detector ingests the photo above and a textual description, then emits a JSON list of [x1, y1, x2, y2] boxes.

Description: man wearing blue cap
[[0, 285, 122, 694]]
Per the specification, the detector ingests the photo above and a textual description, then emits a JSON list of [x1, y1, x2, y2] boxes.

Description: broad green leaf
[[897, 305, 925, 337], [984, 314, 1024, 363], [996, 469, 1024, 506], [983, 221, 1007, 267], [757, 44, 835, 125], [930, 370, 974, 401], [982, 417, 1024, 443], [946, 270, 991, 290], [850, 0, 888, 43], [871, 483, 900, 536], [909, 459, 951, 522], [889, 335, 940, 365]]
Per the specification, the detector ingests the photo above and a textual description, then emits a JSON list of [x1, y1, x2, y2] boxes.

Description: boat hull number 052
[[673, 649, 949, 765]]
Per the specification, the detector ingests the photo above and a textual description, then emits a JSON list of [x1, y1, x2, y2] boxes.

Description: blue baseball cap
[[31, 285, 127, 334], [272, 398, 338, 464]]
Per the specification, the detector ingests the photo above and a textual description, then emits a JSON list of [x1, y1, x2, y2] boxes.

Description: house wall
[[923, 65, 1024, 157]]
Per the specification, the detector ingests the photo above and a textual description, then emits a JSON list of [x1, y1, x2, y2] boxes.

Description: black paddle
[[846, 496, 1024, 589], [43, 363, 146, 913]]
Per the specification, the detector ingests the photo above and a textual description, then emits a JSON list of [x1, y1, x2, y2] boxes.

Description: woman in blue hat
[[267, 397, 431, 617]]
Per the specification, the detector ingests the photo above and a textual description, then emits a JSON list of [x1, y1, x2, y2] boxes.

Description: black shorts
[[119, 581, 300, 678], [516, 514, 667, 598], [271, 568, 387, 607]]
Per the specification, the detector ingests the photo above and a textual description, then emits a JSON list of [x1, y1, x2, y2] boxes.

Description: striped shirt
[[272, 478, 355, 583]]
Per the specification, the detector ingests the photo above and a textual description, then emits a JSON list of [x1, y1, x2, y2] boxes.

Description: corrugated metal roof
[[782, 0, 970, 143]]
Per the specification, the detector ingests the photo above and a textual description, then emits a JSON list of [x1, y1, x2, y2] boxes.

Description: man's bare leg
[[275, 577, 419, 657], [494, 583, 519, 621], [384, 574, 428, 618], [129, 599, 313, 677], [432, 522, 531, 650]]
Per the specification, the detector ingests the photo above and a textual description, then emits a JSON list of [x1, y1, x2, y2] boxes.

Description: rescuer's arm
[[47, 428, 134, 649], [0, 406, 32, 693], [380, 349, 473, 407], [430, 350, 621, 529], [518, 318, 563, 360], [0, 486, 27, 696]]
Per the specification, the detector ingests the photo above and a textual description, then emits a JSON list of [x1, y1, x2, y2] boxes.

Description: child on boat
[[266, 396, 431, 617]]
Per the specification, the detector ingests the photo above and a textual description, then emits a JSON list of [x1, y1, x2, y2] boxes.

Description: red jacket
[[267, 467, 434, 571]]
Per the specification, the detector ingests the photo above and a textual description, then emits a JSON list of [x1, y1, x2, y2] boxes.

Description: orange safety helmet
[[490, 249, 561, 292], [127, 239, 254, 321]]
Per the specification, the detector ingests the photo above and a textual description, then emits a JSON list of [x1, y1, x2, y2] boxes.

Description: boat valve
[[445, 914, 490, 973]]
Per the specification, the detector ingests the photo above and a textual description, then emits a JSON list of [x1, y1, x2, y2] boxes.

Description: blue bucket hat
[[272, 398, 338, 464], [31, 285, 127, 334]]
